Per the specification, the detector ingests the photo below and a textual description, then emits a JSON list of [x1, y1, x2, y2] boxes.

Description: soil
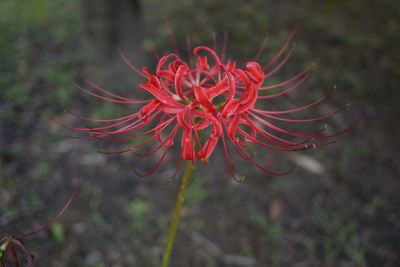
[[1, 0, 399, 266]]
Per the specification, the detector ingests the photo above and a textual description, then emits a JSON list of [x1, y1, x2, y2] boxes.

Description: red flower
[[0, 237, 33, 267], [52, 27, 357, 180], [0, 176, 78, 267]]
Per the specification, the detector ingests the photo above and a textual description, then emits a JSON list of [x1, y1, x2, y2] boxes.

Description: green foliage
[[50, 222, 65, 245], [35, 160, 51, 177], [264, 178, 290, 198], [87, 261, 106, 267], [124, 199, 156, 248], [247, 205, 284, 244], [185, 174, 209, 205], [0, 0, 50, 28], [4, 85, 29, 106], [312, 198, 369, 265], [0, 0, 81, 112], [125, 199, 152, 217], [246, 204, 284, 265], [90, 194, 110, 229], [0, 0, 397, 266], [338, 142, 353, 175], [343, 71, 361, 87], [21, 192, 42, 212]]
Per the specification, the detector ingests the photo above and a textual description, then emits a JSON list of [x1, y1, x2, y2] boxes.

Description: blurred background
[[0, 0, 399, 266]]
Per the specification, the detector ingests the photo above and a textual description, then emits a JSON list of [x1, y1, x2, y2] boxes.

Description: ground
[[0, 0, 399, 266]]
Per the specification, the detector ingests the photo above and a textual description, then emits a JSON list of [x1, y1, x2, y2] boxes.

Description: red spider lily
[[50, 25, 357, 181], [0, 175, 79, 267]]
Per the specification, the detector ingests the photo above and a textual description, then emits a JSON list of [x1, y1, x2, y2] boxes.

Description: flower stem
[[161, 160, 193, 267]]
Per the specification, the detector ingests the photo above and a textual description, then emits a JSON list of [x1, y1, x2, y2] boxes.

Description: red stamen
[[117, 47, 147, 78], [15, 172, 80, 239], [262, 22, 298, 71]]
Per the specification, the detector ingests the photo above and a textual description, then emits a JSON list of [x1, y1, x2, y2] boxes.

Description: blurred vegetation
[[0, 0, 399, 266], [0, 0, 81, 113]]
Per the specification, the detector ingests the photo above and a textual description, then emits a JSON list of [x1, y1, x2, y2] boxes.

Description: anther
[[200, 158, 209, 164]]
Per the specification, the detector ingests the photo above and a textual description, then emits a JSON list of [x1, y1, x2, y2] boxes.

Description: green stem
[[161, 160, 193, 267]]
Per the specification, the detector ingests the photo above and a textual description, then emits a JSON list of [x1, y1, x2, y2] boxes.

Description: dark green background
[[0, 0, 399, 266]]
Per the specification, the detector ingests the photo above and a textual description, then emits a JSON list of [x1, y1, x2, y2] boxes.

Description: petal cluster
[[54, 33, 356, 180], [0, 237, 33, 267], [0, 175, 78, 266]]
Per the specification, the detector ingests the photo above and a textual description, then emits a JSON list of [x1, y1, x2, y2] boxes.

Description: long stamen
[[221, 121, 245, 182], [221, 31, 229, 63], [15, 173, 79, 239], [212, 32, 218, 52], [251, 92, 330, 114], [84, 79, 148, 103], [65, 109, 138, 123], [249, 112, 327, 138], [231, 139, 295, 175], [93, 115, 173, 142], [263, 46, 294, 77], [237, 125, 306, 151], [254, 37, 268, 61], [262, 22, 298, 71], [117, 47, 147, 78], [260, 64, 312, 90], [186, 35, 193, 67], [166, 21, 179, 55], [45, 111, 140, 134], [147, 41, 160, 60], [132, 144, 172, 177], [258, 70, 309, 99], [167, 150, 184, 180], [74, 83, 138, 104], [255, 104, 350, 123], [131, 123, 179, 156]]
